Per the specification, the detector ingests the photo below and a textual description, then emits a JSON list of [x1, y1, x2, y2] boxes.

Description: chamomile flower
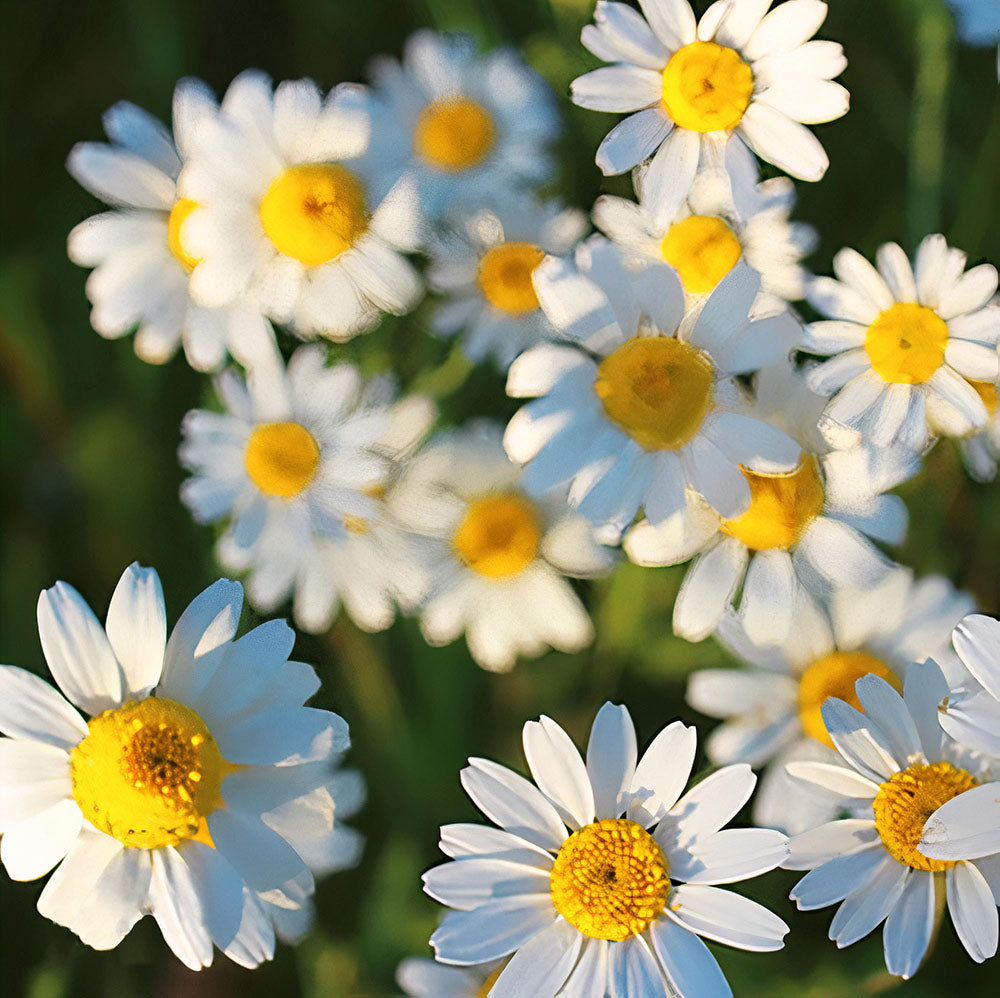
[[365, 30, 559, 219], [625, 360, 918, 644], [397, 957, 502, 997], [0, 564, 353, 969], [785, 662, 1000, 978], [946, 0, 1000, 45], [387, 422, 615, 672], [177, 72, 423, 342], [179, 344, 435, 634], [804, 235, 1000, 451], [424, 702, 789, 997], [427, 195, 587, 369], [687, 575, 975, 835], [572, 0, 849, 220], [67, 83, 277, 371], [505, 236, 800, 543]]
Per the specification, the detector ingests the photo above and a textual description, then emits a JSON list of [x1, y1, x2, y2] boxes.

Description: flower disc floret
[[167, 198, 202, 272], [549, 818, 670, 942], [244, 421, 321, 498], [453, 492, 542, 578], [661, 42, 754, 134], [864, 302, 948, 385], [414, 98, 497, 172], [873, 762, 977, 871], [660, 215, 743, 294], [477, 241, 546, 314]]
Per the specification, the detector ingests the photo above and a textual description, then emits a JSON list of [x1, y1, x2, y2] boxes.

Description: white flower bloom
[[424, 702, 789, 997], [804, 235, 1000, 451], [504, 236, 801, 543], [946, 0, 1000, 45], [937, 614, 1000, 759], [785, 662, 1000, 978], [179, 345, 435, 634], [427, 195, 587, 369], [365, 30, 560, 219], [67, 84, 277, 371], [388, 422, 615, 672], [572, 0, 848, 217], [0, 564, 356, 969], [397, 957, 502, 997], [625, 360, 917, 644], [688, 575, 975, 835], [177, 72, 423, 342]]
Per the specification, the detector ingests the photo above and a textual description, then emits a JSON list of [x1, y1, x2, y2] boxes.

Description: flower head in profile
[[0, 564, 356, 969], [784, 661, 1000, 978]]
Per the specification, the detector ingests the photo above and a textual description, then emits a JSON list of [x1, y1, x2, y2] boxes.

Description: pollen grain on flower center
[[660, 215, 743, 294], [549, 818, 671, 941], [864, 302, 948, 385], [873, 762, 977, 871], [453, 491, 542, 578], [414, 97, 496, 172], [244, 421, 321, 499], [478, 241, 546, 314], [661, 41, 755, 133], [70, 697, 236, 850]]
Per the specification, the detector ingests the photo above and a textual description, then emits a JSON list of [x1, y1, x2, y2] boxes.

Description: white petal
[[649, 915, 732, 997], [430, 896, 557, 966], [903, 660, 949, 762], [571, 66, 663, 112], [744, 0, 829, 61], [596, 109, 673, 175], [662, 765, 756, 851], [738, 103, 829, 182], [784, 761, 878, 801], [439, 824, 554, 869], [884, 870, 935, 980], [938, 264, 999, 321], [102, 100, 180, 177], [832, 247, 895, 313], [672, 827, 788, 884], [953, 613, 1000, 701], [667, 884, 789, 951], [148, 847, 214, 971], [490, 918, 582, 997], [67, 143, 175, 209], [209, 809, 310, 894], [875, 242, 917, 302], [739, 549, 795, 646], [948, 861, 999, 963], [820, 697, 901, 783], [0, 799, 82, 881], [920, 782, 1000, 861], [944, 339, 999, 381], [506, 344, 590, 399], [642, 128, 701, 229], [788, 846, 887, 909], [0, 739, 72, 831], [105, 562, 166, 700], [587, 702, 638, 820], [422, 858, 551, 910], [828, 858, 908, 947], [627, 719, 697, 826], [785, 819, 879, 870], [638, 0, 697, 49], [853, 674, 922, 766], [685, 437, 752, 519], [672, 538, 747, 642], [807, 276, 880, 325], [607, 935, 668, 997], [0, 665, 88, 749], [590, 1, 670, 68]]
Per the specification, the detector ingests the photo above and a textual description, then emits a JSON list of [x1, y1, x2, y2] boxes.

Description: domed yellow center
[[595, 337, 714, 451], [864, 302, 948, 385], [245, 421, 320, 498], [660, 215, 743, 294], [873, 762, 977, 871], [258, 163, 368, 266], [453, 492, 542, 578], [661, 42, 754, 133], [550, 819, 670, 941], [478, 241, 546, 315], [414, 98, 496, 172], [797, 651, 901, 749], [167, 198, 202, 272], [721, 455, 825, 551], [70, 698, 236, 850]]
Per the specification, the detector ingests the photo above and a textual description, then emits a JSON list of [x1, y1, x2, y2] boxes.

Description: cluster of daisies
[[4, 0, 1000, 993]]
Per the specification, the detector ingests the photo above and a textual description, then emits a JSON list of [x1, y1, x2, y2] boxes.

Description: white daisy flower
[[946, 0, 1000, 45], [504, 236, 801, 543], [427, 195, 587, 369], [571, 0, 849, 218], [784, 661, 1000, 978], [365, 30, 559, 219], [387, 421, 615, 673], [424, 702, 789, 996], [625, 360, 918, 644], [177, 71, 423, 342], [67, 84, 277, 371], [397, 957, 502, 997], [687, 574, 975, 835], [0, 563, 354, 969], [804, 234, 1000, 451], [179, 344, 435, 634]]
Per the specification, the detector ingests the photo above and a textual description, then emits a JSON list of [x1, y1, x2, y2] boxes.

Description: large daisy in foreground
[[572, 0, 848, 219], [804, 235, 1000, 451], [785, 663, 1000, 979], [424, 702, 789, 996], [0, 564, 352, 969]]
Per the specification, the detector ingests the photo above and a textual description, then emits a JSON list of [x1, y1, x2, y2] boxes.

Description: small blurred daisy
[[572, 0, 848, 219], [505, 236, 801, 543], [687, 574, 975, 835], [366, 30, 559, 219], [396, 957, 502, 997], [179, 344, 435, 634], [388, 422, 615, 672], [67, 83, 277, 371], [937, 614, 1000, 758], [0, 564, 353, 969], [785, 662, 1000, 978], [946, 0, 1000, 46], [424, 702, 789, 996], [427, 195, 587, 369], [804, 235, 1000, 451], [625, 360, 918, 644], [944, 379, 1000, 482], [178, 72, 423, 342]]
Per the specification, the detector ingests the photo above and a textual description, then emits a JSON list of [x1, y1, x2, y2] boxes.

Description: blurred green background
[[3, 0, 1000, 994]]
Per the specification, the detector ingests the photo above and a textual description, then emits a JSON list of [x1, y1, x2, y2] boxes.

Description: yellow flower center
[[453, 492, 542, 579], [478, 241, 546, 315], [721, 455, 825, 551], [549, 819, 670, 942], [661, 42, 754, 133], [969, 380, 998, 417], [70, 698, 236, 850], [167, 198, 202, 272], [413, 98, 496, 172], [873, 762, 977, 871], [476, 966, 505, 998], [258, 163, 369, 266], [660, 215, 743, 294], [244, 421, 321, 498], [864, 302, 948, 385], [595, 337, 714, 451], [797, 651, 901, 749]]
